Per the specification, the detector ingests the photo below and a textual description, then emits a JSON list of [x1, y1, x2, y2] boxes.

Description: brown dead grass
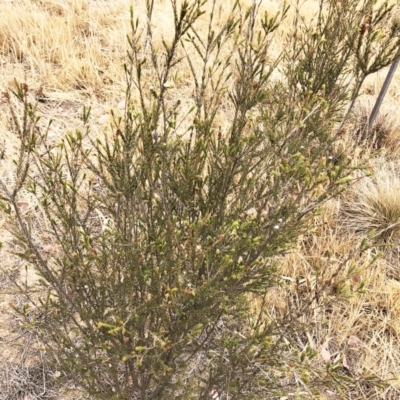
[[341, 159, 400, 243], [2, 0, 400, 399]]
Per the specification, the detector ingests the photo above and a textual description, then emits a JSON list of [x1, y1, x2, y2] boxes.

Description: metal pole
[[368, 46, 400, 131]]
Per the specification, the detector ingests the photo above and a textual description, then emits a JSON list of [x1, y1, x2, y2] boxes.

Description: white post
[[368, 46, 400, 131]]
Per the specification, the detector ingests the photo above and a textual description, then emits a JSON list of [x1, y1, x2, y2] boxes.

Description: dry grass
[[347, 97, 400, 157], [2, 0, 400, 398], [342, 159, 400, 243], [0, 0, 131, 93], [264, 198, 400, 397]]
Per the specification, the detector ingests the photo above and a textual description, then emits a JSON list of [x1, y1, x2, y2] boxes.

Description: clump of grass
[[342, 159, 400, 242], [349, 100, 400, 156]]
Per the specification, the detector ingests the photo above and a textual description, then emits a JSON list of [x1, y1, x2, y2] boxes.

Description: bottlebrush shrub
[[1, 0, 399, 398]]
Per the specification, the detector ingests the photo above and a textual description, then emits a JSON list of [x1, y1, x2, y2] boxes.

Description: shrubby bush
[[1, 0, 399, 398]]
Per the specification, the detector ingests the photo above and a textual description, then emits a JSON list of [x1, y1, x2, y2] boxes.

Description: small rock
[[98, 114, 109, 124]]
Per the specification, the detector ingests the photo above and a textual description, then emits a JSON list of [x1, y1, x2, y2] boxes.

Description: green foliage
[[1, 0, 399, 398]]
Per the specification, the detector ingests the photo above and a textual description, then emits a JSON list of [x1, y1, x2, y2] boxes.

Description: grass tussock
[[342, 159, 400, 243], [348, 98, 400, 157]]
